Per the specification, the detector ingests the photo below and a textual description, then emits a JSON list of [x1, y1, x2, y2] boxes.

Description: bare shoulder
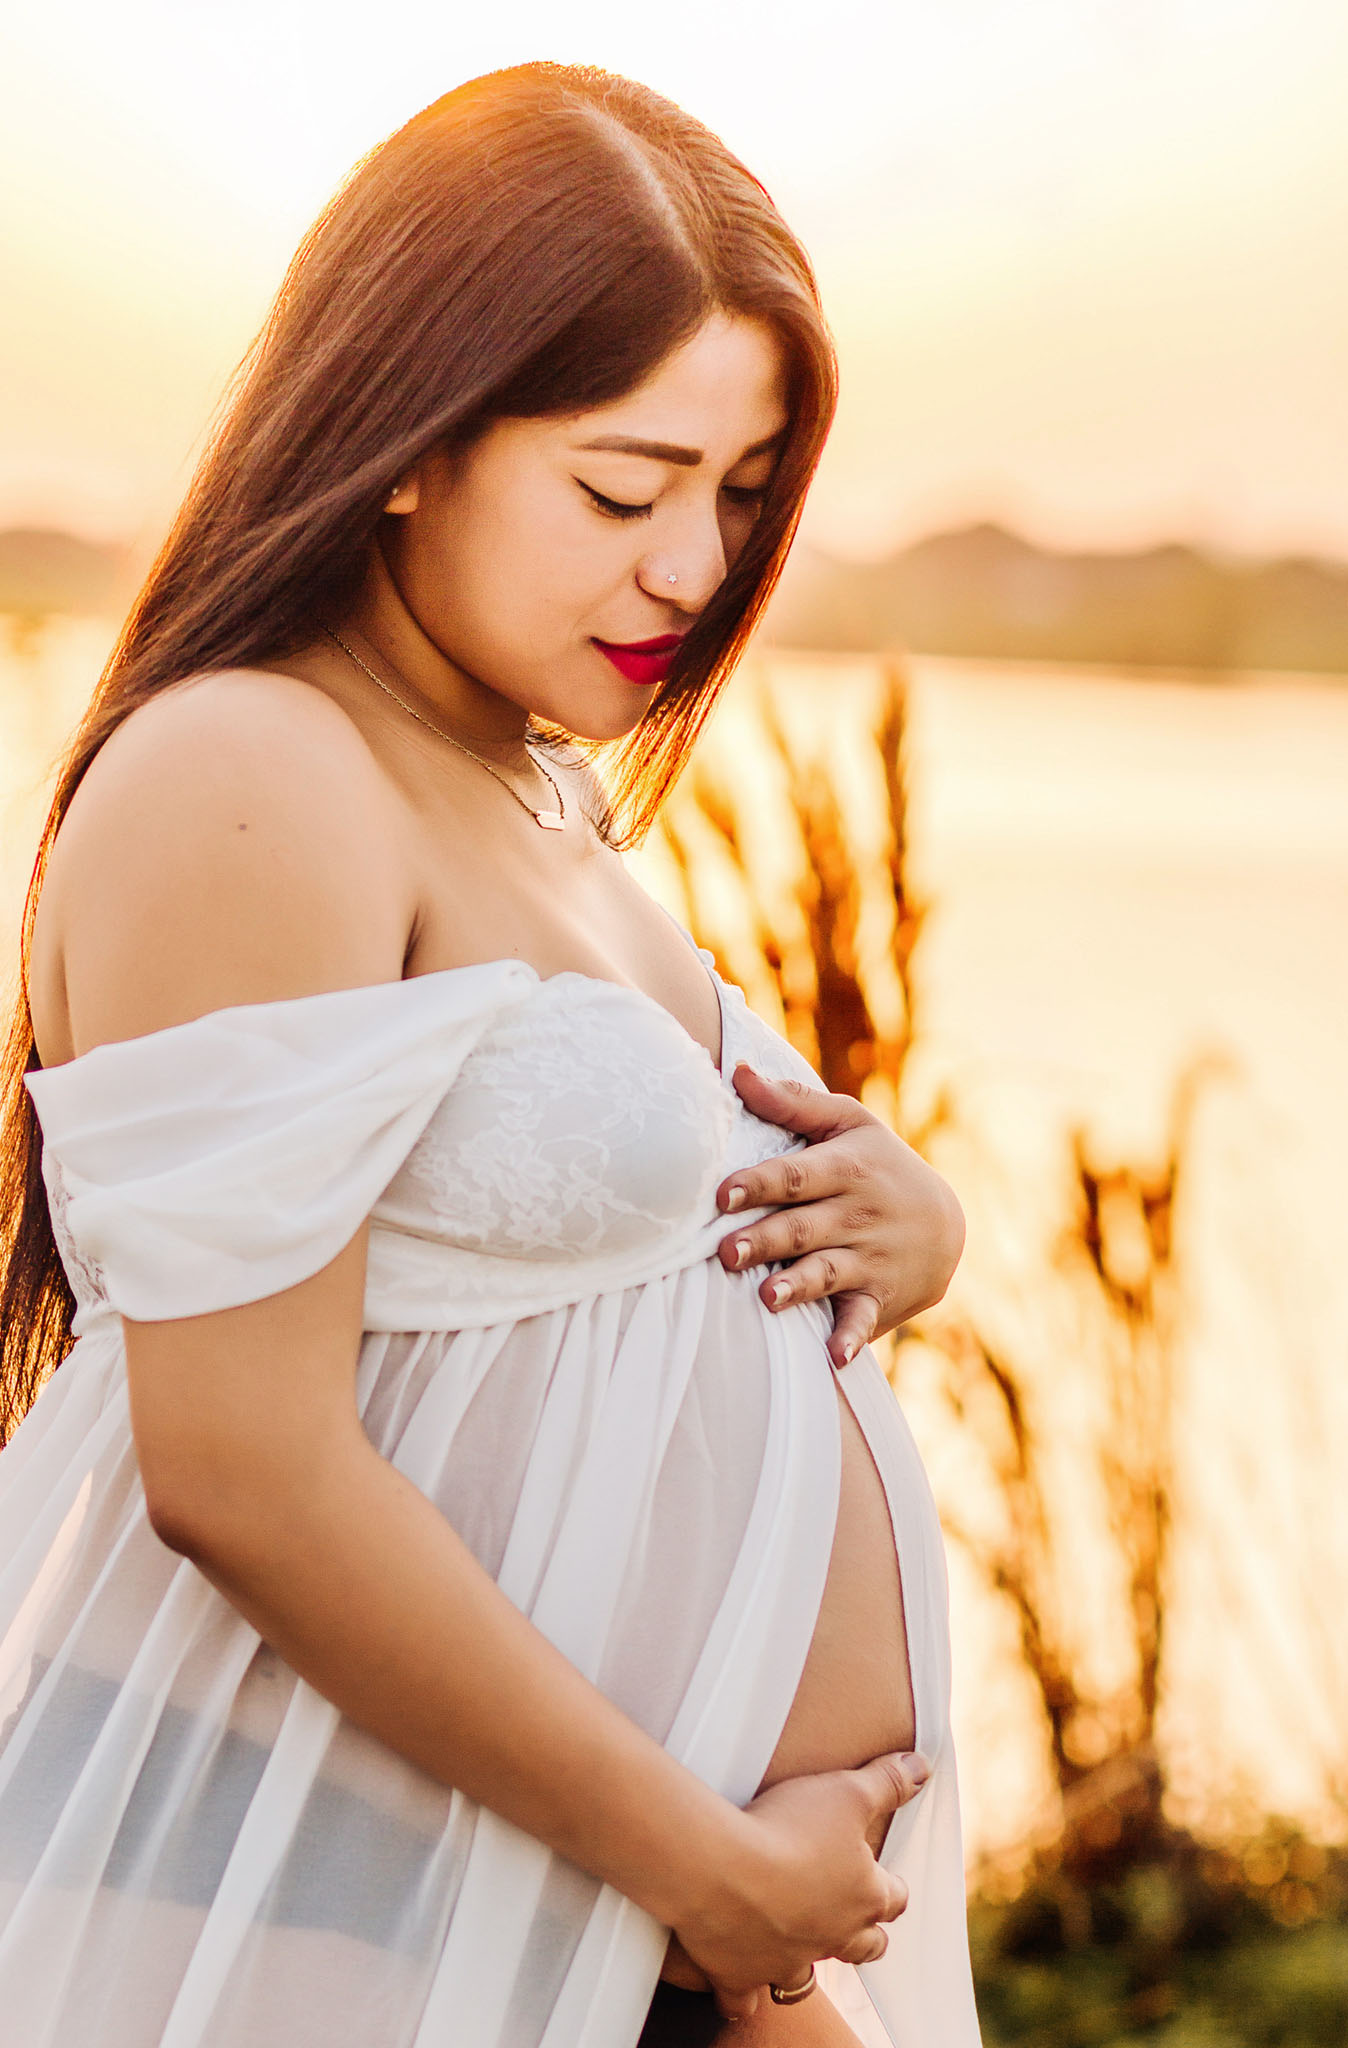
[[34, 669, 420, 1062]]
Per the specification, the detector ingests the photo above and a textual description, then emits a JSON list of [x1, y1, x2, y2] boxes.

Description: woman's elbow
[[138, 1414, 364, 1570], [138, 1433, 297, 1566], [142, 1465, 241, 1562]]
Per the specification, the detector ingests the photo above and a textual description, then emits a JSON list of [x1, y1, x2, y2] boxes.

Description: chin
[[536, 694, 649, 746], [585, 707, 652, 744]]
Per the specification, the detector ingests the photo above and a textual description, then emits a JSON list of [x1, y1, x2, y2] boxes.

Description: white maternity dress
[[0, 930, 981, 2048]]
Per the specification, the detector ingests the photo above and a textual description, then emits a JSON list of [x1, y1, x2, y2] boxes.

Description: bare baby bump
[[756, 1378, 916, 1791], [655, 1378, 915, 2004]]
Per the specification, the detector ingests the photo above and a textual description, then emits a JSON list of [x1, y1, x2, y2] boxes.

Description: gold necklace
[[323, 628, 566, 831]]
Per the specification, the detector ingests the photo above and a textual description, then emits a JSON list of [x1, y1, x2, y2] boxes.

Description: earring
[[384, 478, 412, 512]]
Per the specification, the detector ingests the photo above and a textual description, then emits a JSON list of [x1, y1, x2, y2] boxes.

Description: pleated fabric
[[1, 951, 981, 2046]]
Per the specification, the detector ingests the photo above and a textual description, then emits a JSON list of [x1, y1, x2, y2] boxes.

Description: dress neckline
[[543, 957, 728, 1085], [32, 950, 732, 1092]]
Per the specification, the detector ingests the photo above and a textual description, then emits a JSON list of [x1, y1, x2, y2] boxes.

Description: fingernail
[[838, 1338, 857, 1365], [908, 1753, 932, 1786], [724, 1185, 747, 1212], [733, 1238, 753, 1269], [767, 1279, 790, 1306]]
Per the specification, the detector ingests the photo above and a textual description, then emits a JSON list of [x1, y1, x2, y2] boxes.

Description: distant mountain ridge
[[4, 521, 1348, 674], [0, 529, 133, 617], [761, 523, 1348, 674]]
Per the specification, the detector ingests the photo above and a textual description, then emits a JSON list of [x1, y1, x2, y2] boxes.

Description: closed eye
[[578, 483, 653, 521], [576, 481, 769, 522]]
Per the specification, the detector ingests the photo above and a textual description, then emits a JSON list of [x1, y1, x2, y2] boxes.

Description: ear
[[382, 473, 420, 515]]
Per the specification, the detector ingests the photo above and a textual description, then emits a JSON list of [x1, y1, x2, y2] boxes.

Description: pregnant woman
[[0, 62, 981, 2047]]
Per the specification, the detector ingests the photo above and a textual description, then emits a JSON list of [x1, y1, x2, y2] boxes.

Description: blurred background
[[2, 3, 1346, 2039]]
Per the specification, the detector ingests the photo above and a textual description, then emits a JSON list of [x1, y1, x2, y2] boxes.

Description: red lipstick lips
[[592, 633, 687, 686]]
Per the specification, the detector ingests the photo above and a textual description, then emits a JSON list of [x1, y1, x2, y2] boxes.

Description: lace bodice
[[375, 973, 733, 1263], [33, 946, 822, 1336]]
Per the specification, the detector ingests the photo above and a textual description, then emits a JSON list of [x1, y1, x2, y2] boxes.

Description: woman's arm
[[46, 674, 920, 2017], [714, 1065, 967, 1368], [129, 1235, 742, 1926]]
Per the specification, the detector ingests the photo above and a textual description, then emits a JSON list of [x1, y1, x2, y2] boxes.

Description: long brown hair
[[0, 59, 838, 1441]]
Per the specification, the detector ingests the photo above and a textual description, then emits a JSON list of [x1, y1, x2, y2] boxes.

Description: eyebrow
[[574, 428, 788, 468]]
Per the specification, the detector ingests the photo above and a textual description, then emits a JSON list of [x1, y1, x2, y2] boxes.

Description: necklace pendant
[[534, 809, 565, 831]]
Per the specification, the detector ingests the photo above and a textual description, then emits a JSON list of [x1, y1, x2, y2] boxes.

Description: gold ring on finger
[[768, 1965, 817, 2005]]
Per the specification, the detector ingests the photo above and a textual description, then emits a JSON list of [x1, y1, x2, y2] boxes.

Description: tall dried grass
[[655, 653, 1223, 1882]]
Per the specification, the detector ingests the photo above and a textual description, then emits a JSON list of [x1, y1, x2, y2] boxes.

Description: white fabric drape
[[0, 948, 981, 2046]]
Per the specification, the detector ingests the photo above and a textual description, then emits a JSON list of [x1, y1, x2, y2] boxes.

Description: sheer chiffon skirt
[[0, 1263, 877, 2048]]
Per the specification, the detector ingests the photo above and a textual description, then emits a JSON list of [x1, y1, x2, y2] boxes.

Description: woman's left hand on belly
[[715, 1064, 966, 1368]]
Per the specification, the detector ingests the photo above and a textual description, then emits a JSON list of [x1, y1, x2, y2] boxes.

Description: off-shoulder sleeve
[[25, 962, 537, 1322]]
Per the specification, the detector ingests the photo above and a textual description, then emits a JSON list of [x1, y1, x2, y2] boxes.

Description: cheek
[[454, 489, 616, 641]]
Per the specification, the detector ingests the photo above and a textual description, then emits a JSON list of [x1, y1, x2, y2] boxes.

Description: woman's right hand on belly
[[665, 1749, 929, 2015]]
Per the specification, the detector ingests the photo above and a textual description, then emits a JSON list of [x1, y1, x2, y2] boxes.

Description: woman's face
[[377, 310, 792, 741]]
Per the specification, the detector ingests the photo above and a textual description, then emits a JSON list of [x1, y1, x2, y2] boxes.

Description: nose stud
[[667, 572, 678, 585]]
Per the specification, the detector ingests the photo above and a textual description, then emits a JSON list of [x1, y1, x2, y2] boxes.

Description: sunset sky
[[2, 0, 1346, 565]]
